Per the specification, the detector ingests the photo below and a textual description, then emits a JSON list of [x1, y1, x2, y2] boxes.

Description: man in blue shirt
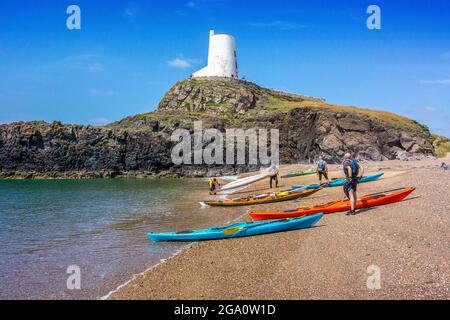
[[316, 156, 329, 184]]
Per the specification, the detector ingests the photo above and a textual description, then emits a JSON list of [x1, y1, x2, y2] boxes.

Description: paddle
[[222, 216, 307, 235]]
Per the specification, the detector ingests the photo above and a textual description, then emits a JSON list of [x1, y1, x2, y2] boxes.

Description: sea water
[[0, 179, 242, 299]]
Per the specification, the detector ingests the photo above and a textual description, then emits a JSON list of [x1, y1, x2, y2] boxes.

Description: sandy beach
[[109, 155, 450, 300]]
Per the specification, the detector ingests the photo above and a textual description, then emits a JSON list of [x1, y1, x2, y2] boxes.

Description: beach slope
[[109, 157, 450, 300]]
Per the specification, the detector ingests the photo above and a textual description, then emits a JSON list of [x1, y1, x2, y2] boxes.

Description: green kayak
[[281, 169, 316, 178]]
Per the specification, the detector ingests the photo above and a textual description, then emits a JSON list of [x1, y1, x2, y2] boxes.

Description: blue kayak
[[148, 213, 323, 242], [292, 172, 384, 190]]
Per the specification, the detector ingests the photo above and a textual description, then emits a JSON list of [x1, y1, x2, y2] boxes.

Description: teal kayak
[[292, 172, 384, 190], [147, 213, 323, 242]]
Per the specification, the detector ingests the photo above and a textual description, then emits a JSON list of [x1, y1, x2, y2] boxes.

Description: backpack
[[356, 162, 364, 178], [317, 161, 326, 171], [344, 159, 362, 179]]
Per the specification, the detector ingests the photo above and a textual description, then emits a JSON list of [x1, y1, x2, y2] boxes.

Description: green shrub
[[433, 135, 450, 158]]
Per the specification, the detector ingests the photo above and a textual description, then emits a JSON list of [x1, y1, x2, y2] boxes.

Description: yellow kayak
[[203, 187, 322, 207]]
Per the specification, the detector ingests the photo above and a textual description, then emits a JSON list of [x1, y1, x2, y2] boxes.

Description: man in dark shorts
[[316, 156, 330, 184], [342, 153, 359, 215], [269, 172, 279, 189]]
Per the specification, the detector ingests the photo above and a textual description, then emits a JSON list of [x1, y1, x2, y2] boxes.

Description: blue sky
[[0, 0, 449, 136]]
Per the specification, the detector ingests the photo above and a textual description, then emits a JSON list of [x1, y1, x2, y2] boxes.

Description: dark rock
[[337, 116, 370, 132], [0, 78, 436, 178]]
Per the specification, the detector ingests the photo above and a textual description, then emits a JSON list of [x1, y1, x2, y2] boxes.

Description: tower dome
[[193, 29, 238, 78]]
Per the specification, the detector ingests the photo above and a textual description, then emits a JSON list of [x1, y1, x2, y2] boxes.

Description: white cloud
[[423, 106, 438, 113], [420, 79, 450, 85], [175, 1, 201, 16], [168, 58, 190, 68], [250, 21, 307, 30], [167, 57, 201, 69]]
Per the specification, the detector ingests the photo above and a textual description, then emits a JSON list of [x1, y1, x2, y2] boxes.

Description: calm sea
[[0, 179, 242, 299]]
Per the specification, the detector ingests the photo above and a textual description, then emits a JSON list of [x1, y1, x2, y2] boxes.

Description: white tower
[[193, 29, 238, 78]]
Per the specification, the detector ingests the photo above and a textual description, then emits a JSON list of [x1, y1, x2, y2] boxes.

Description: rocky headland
[[0, 77, 439, 179]]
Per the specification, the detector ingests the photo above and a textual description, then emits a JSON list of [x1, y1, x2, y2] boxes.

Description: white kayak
[[219, 167, 279, 192]]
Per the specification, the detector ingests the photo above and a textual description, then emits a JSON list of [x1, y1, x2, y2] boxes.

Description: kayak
[[203, 187, 322, 207], [292, 172, 384, 189], [220, 166, 279, 192], [148, 213, 323, 242], [249, 187, 416, 221], [281, 169, 316, 178]]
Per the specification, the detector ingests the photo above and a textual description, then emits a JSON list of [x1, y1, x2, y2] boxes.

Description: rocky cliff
[[0, 77, 436, 178]]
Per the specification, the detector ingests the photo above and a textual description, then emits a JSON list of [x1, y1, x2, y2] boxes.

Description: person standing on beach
[[316, 156, 330, 184], [342, 153, 360, 215], [269, 171, 279, 189], [209, 177, 220, 195]]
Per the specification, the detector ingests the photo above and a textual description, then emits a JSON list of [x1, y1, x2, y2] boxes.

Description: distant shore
[[0, 170, 177, 180], [108, 155, 450, 300], [0, 153, 441, 180], [0, 168, 240, 179]]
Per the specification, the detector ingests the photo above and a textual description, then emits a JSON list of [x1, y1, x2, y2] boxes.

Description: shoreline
[[0, 170, 261, 180], [100, 211, 250, 300], [99, 245, 192, 300], [0, 170, 189, 180], [100, 186, 249, 300], [108, 155, 450, 300]]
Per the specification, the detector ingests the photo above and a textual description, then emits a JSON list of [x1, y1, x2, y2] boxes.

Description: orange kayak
[[249, 187, 416, 221]]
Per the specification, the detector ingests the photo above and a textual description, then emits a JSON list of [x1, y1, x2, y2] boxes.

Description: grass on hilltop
[[266, 95, 427, 133]]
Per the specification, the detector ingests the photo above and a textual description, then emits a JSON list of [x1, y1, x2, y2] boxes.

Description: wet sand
[[109, 155, 450, 300]]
